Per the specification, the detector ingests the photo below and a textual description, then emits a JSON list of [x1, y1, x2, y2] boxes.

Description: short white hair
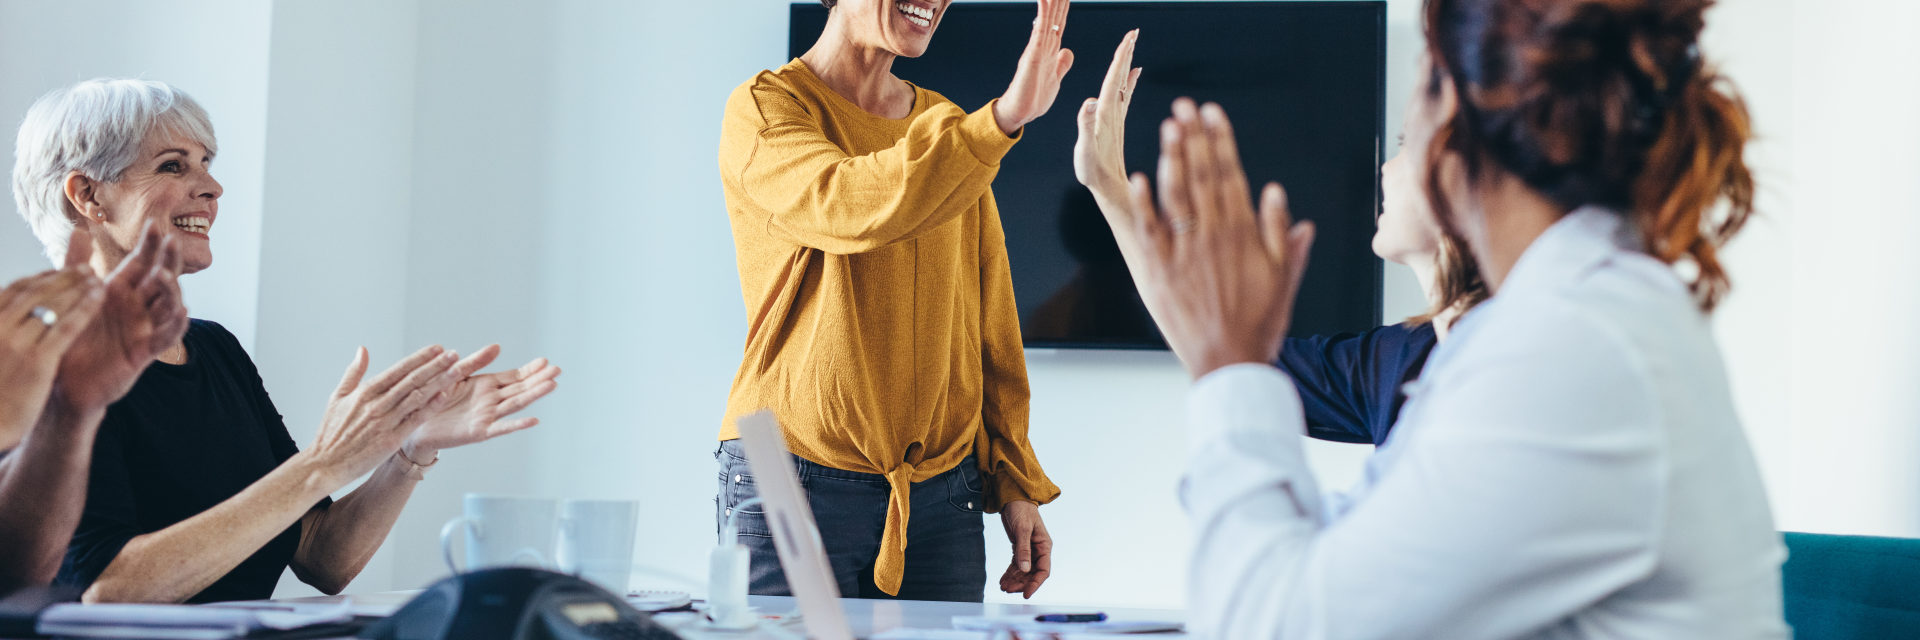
[[11, 78, 218, 265]]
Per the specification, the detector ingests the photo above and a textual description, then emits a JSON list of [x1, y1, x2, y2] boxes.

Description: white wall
[[6, 0, 1919, 613], [0, 0, 272, 349]]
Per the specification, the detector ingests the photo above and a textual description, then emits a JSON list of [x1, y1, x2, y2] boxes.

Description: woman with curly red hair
[[1079, 0, 1784, 636]]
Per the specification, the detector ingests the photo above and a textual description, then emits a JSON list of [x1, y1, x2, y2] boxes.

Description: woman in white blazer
[[1072, 0, 1785, 637]]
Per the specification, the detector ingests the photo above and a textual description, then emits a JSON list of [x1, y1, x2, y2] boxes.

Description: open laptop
[[734, 410, 857, 640]]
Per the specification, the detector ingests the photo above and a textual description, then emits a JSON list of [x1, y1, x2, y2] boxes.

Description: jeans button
[[966, 502, 974, 509]]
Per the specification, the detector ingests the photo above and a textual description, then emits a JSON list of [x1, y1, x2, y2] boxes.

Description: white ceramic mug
[[440, 494, 559, 574], [556, 499, 639, 593]]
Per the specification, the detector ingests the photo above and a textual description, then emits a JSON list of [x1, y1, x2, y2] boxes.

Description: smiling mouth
[[172, 216, 211, 235], [896, 1, 934, 28]]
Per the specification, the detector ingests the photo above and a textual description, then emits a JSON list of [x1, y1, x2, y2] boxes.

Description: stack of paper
[[37, 600, 353, 639]]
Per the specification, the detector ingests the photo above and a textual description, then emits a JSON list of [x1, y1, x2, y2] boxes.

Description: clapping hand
[[53, 221, 190, 412], [1116, 100, 1316, 380], [992, 0, 1076, 136], [308, 345, 465, 482], [401, 344, 560, 462], [1073, 29, 1142, 198], [0, 232, 106, 443]]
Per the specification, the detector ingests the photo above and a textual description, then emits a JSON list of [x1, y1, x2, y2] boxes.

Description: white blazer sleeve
[[1182, 316, 1664, 639]]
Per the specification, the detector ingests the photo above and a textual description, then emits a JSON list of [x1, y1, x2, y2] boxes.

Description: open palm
[[404, 344, 561, 457], [991, 0, 1076, 136]]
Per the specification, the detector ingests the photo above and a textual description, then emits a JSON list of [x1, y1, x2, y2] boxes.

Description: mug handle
[[510, 547, 550, 569], [440, 517, 477, 574]]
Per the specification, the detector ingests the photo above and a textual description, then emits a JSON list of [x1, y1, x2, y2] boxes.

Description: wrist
[[992, 101, 1022, 137], [284, 451, 353, 501], [45, 382, 107, 418], [1086, 180, 1131, 210], [394, 446, 438, 481], [1187, 351, 1274, 382], [400, 440, 439, 467]]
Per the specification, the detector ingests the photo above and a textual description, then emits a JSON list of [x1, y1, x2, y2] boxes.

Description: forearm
[[83, 452, 343, 604], [743, 101, 1016, 253], [0, 400, 104, 594], [291, 452, 422, 593]]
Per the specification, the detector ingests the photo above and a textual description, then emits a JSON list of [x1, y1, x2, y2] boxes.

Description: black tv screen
[[789, 2, 1385, 349]]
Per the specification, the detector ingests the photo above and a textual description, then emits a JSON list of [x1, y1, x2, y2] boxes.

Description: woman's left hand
[[401, 344, 561, 462], [998, 500, 1052, 599]]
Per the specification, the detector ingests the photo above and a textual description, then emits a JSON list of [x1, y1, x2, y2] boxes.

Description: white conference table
[[270, 590, 1187, 639]]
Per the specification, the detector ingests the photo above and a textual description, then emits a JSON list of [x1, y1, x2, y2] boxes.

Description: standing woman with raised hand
[[1083, 0, 1784, 636], [717, 0, 1081, 602]]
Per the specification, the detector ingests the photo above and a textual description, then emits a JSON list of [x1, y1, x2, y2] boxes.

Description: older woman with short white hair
[[12, 78, 563, 604]]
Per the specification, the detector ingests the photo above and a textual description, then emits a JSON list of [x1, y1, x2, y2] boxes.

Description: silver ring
[[29, 305, 56, 328], [1170, 217, 1196, 235]]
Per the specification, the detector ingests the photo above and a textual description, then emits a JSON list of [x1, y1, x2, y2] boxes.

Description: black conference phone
[[358, 567, 682, 640]]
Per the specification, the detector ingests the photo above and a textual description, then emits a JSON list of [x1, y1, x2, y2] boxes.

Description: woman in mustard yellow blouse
[[717, 0, 1083, 602]]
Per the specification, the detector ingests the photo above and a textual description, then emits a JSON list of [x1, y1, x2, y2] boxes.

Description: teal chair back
[[1783, 531, 1920, 639]]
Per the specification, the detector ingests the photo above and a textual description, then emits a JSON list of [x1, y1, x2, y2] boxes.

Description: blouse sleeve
[[1277, 323, 1439, 446], [723, 82, 1019, 255], [1184, 315, 1663, 639], [976, 189, 1060, 510], [1276, 333, 1378, 444]]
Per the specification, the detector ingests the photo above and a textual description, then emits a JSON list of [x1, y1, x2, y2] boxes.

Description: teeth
[[171, 216, 211, 234], [895, 2, 933, 26]]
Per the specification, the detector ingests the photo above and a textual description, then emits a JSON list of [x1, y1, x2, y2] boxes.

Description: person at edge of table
[[714, 0, 1116, 602], [1275, 131, 1489, 447], [1074, 0, 1786, 635], [11, 78, 563, 603], [0, 223, 187, 598]]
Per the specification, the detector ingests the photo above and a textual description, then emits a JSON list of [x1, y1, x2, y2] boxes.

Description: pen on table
[[1035, 613, 1107, 623]]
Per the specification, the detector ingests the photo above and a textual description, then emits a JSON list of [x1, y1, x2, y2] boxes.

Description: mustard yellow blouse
[[716, 59, 1059, 595]]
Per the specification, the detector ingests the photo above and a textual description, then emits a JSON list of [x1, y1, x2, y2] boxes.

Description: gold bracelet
[[396, 448, 438, 480]]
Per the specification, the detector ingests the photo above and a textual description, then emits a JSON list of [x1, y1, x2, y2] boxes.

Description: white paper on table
[[952, 615, 1184, 635], [38, 604, 256, 639], [199, 598, 357, 629], [871, 629, 991, 640]]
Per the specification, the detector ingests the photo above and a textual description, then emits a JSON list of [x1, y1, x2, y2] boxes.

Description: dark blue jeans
[[715, 440, 987, 602]]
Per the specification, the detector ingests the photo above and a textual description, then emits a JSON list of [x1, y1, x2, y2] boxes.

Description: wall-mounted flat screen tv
[[790, 1, 1386, 350]]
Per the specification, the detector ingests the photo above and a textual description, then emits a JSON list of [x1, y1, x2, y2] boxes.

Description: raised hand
[[0, 243, 106, 444], [1118, 99, 1316, 380], [992, 0, 1076, 136], [1073, 29, 1143, 198], [306, 345, 465, 482], [400, 344, 560, 462], [52, 221, 190, 412]]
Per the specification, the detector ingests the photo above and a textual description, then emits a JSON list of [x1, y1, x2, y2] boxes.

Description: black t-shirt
[[56, 319, 330, 603]]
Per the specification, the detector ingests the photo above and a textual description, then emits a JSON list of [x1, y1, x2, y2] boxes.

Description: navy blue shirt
[[57, 319, 329, 603], [1276, 322, 1440, 446]]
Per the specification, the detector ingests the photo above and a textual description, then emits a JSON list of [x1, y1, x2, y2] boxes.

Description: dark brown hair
[[1421, 0, 1754, 311], [822, 0, 838, 8]]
